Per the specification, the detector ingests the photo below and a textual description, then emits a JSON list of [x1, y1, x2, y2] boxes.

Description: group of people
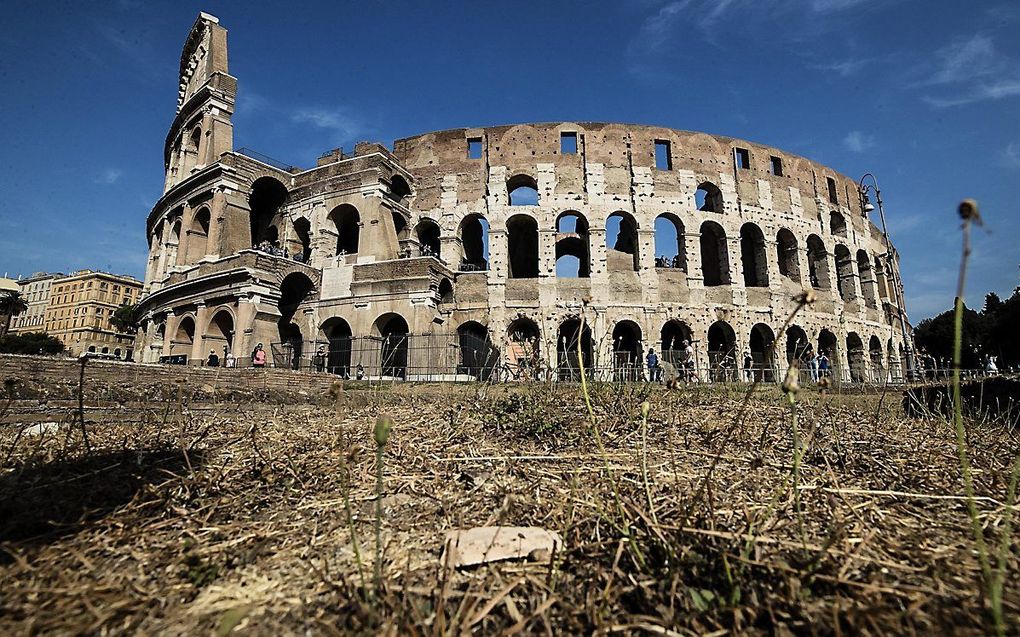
[[254, 240, 307, 263], [654, 255, 684, 269], [646, 340, 697, 383], [205, 342, 268, 368]]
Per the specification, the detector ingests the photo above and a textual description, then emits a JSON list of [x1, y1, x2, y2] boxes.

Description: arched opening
[[249, 177, 288, 248], [786, 325, 811, 364], [857, 249, 876, 307], [374, 313, 409, 379], [869, 335, 884, 382], [846, 332, 865, 382], [277, 272, 314, 370], [438, 278, 454, 304], [329, 204, 360, 256], [507, 317, 541, 380], [389, 174, 411, 203], [654, 214, 686, 270], [102, 346, 109, 355], [507, 214, 539, 278], [459, 214, 489, 270], [806, 235, 831, 289], [695, 181, 724, 213], [168, 217, 182, 267], [834, 245, 856, 301], [606, 212, 639, 271], [612, 320, 642, 381], [457, 321, 498, 380], [187, 207, 211, 263], [508, 174, 539, 206], [293, 217, 312, 262], [392, 210, 410, 243], [749, 323, 776, 382], [114, 348, 121, 358], [661, 319, 694, 371], [830, 211, 848, 238], [557, 318, 593, 381], [88, 346, 96, 353], [415, 218, 441, 258], [700, 221, 730, 286], [205, 309, 234, 354], [322, 317, 353, 377], [740, 223, 768, 287], [555, 211, 590, 278], [777, 229, 800, 282], [818, 329, 838, 378], [172, 316, 195, 358], [189, 126, 202, 155], [707, 321, 737, 382]]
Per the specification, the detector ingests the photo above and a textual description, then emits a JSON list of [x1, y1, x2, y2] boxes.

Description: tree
[[914, 302, 988, 368], [109, 303, 140, 335], [0, 290, 29, 339], [0, 331, 65, 355]]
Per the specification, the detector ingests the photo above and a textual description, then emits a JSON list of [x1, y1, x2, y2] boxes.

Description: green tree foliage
[[0, 331, 65, 355], [109, 303, 140, 335], [0, 290, 30, 339], [915, 287, 1020, 369]]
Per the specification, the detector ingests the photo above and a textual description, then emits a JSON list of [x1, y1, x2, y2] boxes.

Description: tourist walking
[[742, 348, 754, 382], [646, 348, 659, 382], [252, 343, 267, 368], [207, 349, 219, 367]]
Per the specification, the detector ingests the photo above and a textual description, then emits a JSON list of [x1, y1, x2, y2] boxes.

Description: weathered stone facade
[[136, 13, 911, 381]]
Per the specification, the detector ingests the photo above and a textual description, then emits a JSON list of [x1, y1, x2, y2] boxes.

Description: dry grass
[[1, 381, 1018, 635]]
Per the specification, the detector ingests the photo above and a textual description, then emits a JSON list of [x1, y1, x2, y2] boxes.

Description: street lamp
[[859, 173, 916, 381]]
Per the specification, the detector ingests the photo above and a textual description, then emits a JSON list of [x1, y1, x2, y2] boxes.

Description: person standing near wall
[[252, 343, 267, 368]]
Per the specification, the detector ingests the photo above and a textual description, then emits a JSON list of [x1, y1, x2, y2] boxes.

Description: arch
[[700, 221, 730, 286], [874, 254, 890, 300], [172, 315, 196, 357], [186, 206, 211, 263], [776, 229, 800, 282], [457, 321, 498, 380], [707, 321, 737, 382], [415, 218, 441, 258], [846, 332, 865, 382], [189, 126, 202, 153], [249, 177, 288, 247], [555, 211, 590, 278], [329, 204, 360, 255], [507, 174, 539, 206], [293, 217, 312, 262], [557, 317, 593, 381], [507, 317, 541, 379], [205, 309, 235, 353], [654, 213, 686, 271], [749, 323, 777, 382], [507, 214, 539, 278], [278, 321, 303, 370], [606, 211, 639, 271], [661, 319, 694, 370], [374, 313, 409, 379], [438, 277, 454, 304], [278, 272, 315, 325], [459, 214, 489, 270], [321, 317, 352, 376], [695, 181, 724, 213], [612, 320, 643, 381], [101, 346, 109, 355], [806, 234, 831, 289], [88, 346, 97, 353], [114, 348, 121, 358], [830, 210, 848, 238], [869, 335, 884, 382], [834, 244, 856, 301], [389, 174, 411, 203], [392, 210, 410, 242], [856, 249, 876, 307], [818, 329, 839, 378], [786, 325, 811, 363], [739, 222, 769, 287]]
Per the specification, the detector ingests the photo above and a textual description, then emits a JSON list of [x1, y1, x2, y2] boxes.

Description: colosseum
[[135, 13, 913, 383]]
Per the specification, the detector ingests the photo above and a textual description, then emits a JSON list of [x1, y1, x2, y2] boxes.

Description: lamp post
[[858, 173, 916, 381]]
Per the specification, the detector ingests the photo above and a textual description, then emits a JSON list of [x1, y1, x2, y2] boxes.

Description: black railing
[[235, 147, 298, 172]]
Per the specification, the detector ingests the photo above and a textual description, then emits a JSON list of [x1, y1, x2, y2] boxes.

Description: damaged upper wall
[[393, 122, 869, 234]]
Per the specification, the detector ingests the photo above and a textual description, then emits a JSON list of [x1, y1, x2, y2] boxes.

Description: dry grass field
[[1, 379, 1018, 635]]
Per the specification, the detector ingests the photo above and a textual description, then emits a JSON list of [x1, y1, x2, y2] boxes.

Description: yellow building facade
[[43, 270, 143, 359]]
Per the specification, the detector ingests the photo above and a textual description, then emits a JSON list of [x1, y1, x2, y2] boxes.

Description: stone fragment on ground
[[441, 526, 562, 569]]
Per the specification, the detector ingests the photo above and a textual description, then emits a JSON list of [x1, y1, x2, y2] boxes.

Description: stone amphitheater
[[135, 12, 912, 382]]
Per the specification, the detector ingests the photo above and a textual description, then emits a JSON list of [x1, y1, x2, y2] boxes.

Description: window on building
[[827, 177, 838, 204], [560, 132, 577, 154], [735, 147, 751, 170], [467, 137, 483, 159], [769, 156, 783, 176], [654, 140, 672, 170]]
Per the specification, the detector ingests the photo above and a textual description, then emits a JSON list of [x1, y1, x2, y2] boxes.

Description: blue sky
[[1, 0, 1018, 319]]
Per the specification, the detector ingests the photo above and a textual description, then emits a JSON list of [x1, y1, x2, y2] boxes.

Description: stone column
[[684, 231, 703, 285], [190, 302, 210, 363], [206, 187, 227, 259], [162, 311, 178, 358]]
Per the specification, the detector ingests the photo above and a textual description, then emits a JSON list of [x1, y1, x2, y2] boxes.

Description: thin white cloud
[[1001, 142, 1020, 168], [842, 131, 875, 153], [813, 58, 871, 77], [291, 107, 363, 144], [919, 34, 1020, 107], [94, 168, 123, 185]]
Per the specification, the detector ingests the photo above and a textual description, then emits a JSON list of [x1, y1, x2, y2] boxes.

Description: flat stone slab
[[441, 526, 563, 569]]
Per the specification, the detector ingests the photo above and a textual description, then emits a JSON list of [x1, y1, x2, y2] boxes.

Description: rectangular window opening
[[769, 155, 783, 176], [826, 177, 838, 204], [560, 132, 577, 155], [734, 147, 751, 170], [654, 140, 672, 170], [467, 137, 483, 160]]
